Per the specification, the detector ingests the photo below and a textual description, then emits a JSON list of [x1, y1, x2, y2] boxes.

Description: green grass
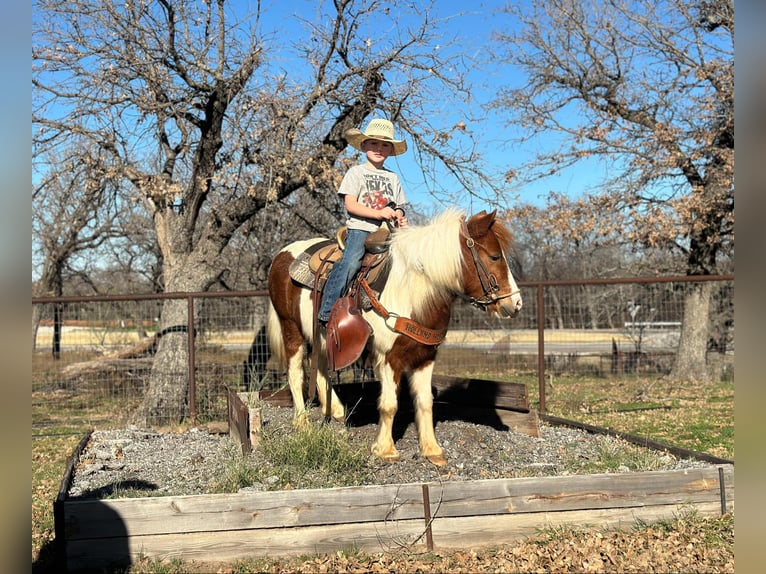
[[214, 421, 372, 492], [32, 434, 82, 570], [534, 375, 735, 460], [635, 506, 734, 549]]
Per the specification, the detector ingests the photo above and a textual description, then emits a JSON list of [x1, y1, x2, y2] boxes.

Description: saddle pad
[[288, 252, 319, 290], [287, 239, 334, 289]]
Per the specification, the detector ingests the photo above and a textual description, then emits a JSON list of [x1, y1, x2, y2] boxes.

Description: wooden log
[[227, 388, 251, 454], [66, 516, 429, 571], [63, 466, 732, 541], [431, 374, 530, 412], [60, 335, 160, 380], [61, 465, 734, 570], [64, 497, 732, 570], [60, 357, 154, 380], [244, 393, 262, 449], [258, 387, 292, 407], [424, 466, 733, 518], [435, 402, 539, 437], [429, 500, 730, 550], [63, 483, 427, 539]]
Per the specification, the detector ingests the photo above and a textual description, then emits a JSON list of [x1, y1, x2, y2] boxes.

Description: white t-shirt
[[338, 164, 407, 232]]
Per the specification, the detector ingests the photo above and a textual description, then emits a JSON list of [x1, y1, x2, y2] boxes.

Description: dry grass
[[119, 509, 733, 573]]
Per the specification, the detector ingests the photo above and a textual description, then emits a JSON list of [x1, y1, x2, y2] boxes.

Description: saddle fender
[[326, 296, 372, 371]]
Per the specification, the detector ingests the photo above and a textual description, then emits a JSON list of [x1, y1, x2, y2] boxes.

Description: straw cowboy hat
[[344, 118, 408, 156]]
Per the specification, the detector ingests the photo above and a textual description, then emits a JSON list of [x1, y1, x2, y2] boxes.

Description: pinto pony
[[266, 209, 522, 466]]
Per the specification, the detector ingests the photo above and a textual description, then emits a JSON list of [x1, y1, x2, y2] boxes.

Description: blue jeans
[[318, 229, 368, 322]]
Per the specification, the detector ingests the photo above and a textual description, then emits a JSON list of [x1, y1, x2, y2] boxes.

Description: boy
[[317, 118, 409, 324]]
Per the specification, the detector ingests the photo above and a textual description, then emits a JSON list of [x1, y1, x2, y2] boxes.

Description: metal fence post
[[537, 284, 546, 414], [187, 295, 197, 425]]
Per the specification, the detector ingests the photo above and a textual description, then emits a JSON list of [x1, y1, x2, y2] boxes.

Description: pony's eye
[[489, 254, 502, 262]]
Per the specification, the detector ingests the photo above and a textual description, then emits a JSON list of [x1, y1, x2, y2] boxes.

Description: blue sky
[[243, 0, 604, 214]]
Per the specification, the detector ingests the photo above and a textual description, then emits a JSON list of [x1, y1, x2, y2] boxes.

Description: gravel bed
[[68, 403, 713, 500]]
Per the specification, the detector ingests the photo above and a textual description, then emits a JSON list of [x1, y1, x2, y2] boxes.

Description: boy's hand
[[378, 206, 396, 221]]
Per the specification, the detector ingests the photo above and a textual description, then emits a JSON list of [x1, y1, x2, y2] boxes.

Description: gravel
[[68, 402, 713, 500]]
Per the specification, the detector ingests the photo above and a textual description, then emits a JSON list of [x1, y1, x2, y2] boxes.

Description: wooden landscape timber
[[55, 375, 734, 571], [57, 464, 734, 571]]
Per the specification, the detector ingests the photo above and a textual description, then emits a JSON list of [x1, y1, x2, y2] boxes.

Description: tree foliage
[[494, 0, 733, 276]]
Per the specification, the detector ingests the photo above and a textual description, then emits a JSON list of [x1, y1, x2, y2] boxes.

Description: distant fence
[[32, 275, 733, 431]]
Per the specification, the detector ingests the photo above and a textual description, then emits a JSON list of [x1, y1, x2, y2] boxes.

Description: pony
[[266, 209, 523, 466]]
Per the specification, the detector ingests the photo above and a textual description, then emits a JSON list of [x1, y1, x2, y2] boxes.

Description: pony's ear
[[467, 210, 497, 237]]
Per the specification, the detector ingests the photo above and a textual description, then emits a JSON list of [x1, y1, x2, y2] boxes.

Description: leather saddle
[[289, 225, 393, 373], [326, 295, 372, 371], [288, 226, 392, 299]]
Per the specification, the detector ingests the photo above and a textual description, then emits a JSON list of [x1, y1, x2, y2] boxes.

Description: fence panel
[[32, 277, 733, 432]]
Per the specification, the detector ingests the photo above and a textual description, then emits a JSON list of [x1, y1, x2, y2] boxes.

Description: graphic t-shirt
[[338, 164, 407, 232]]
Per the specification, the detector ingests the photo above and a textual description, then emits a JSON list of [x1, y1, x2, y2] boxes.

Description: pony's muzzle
[[499, 292, 523, 318]]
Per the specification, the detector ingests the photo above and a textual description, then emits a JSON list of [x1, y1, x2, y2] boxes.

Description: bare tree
[[32, 144, 123, 356], [508, 197, 643, 330], [492, 0, 733, 383], [33, 0, 493, 424]]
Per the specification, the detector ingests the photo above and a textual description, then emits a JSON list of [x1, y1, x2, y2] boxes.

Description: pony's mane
[[387, 209, 467, 307]]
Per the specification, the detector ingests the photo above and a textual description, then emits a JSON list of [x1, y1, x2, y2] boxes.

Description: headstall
[[459, 218, 520, 310]]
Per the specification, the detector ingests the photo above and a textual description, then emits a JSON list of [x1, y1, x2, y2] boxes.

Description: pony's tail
[[266, 299, 287, 370]]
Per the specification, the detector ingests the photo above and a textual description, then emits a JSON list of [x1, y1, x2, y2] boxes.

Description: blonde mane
[[385, 208, 466, 313]]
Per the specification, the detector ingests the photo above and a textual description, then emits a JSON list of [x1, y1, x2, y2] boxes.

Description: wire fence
[[32, 276, 733, 433]]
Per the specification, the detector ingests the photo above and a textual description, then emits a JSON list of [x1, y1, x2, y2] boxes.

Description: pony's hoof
[[372, 446, 400, 463], [425, 453, 448, 466], [292, 415, 310, 429]]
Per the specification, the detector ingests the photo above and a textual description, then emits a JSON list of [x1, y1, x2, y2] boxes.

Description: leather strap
[[358, 278, 447, 346], [310, 256, 333, 402]]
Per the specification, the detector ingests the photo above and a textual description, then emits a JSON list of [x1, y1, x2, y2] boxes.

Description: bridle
[[459, 218, 520, 311]]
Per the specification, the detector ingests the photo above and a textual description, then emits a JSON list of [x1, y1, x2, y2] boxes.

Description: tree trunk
[[130, 233, 215, 427], [550, 287, 564, 329], [131, 297, 195, 427], [584, 285, 598, 330], [670, 282, 713, 384]]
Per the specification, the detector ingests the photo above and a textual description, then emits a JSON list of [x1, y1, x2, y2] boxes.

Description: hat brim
[[345, 128, 407, 156]]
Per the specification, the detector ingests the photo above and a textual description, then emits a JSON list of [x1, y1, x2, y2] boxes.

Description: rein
[[358, 278, 447, 346], [459, 218, 520, 310]]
